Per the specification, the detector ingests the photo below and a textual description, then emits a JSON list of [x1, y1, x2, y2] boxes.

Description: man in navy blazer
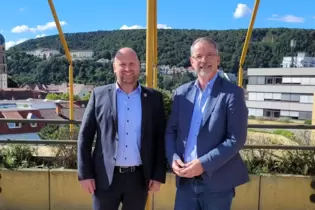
[[165, 37, 249, 210], [77, 47, 166, 210]]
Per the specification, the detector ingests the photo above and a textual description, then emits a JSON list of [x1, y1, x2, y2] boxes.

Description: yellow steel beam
[[48, 0, 75, 138], [145, 2, 155, 209], [146, 0, 154, 88], [238, 0, 260, 88], [153, 0, 158, 88]]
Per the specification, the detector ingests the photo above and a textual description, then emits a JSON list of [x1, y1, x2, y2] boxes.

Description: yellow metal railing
[[48, 0, 75, 139], [237, 0, 260, 88]]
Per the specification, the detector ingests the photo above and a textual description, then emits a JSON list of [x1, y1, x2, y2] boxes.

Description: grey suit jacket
[[165, 76, 249, 191], [77, 84, 167, 190]]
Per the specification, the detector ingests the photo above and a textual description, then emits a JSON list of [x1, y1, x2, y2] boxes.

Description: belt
[[114, 165, 142, 173], [193, 175, 203, 180]]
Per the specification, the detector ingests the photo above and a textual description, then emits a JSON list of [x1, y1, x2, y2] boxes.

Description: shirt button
[[126, 133, 128, 135], [127, 120, 129, 122]]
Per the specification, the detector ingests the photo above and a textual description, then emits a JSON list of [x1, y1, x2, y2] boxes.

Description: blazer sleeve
[[152, 91, 167, 183], [165, 89, 181, 167], [77, 90, 97, 180], [199, 87, 248, 173]]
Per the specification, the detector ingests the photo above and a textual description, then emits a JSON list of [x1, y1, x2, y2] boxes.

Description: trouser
[[174, 176, 235, 210], [93, 165, 148, 210]]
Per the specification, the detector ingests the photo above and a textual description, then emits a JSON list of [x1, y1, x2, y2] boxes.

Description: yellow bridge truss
[[47, 0, 261, 209]]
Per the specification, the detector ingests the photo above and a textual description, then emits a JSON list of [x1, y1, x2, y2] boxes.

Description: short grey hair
[[190, 37, 219, 55]]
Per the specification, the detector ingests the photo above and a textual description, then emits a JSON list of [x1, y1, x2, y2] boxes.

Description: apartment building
[[281, 52, 315, 68], [246, 67, 315, 120]]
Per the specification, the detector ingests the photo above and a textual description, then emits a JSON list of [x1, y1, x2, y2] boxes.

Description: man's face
[[190, 41, 220, 79], [113, 50, 140, 85]]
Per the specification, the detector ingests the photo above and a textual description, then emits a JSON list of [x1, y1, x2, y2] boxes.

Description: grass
[[247, 131, 298, 146], [248, 119, 304, 125]]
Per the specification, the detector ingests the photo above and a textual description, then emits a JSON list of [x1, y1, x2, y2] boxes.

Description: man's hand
[[148, 180, 161, 193], [172, 159, 185, 176], [80, 179, 95, 194], [180, 159, 204, 178]]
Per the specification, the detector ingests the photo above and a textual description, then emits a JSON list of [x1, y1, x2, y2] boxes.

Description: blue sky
[[1, 0, 314, 49]]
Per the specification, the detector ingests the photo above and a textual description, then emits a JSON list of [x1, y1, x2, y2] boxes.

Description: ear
[[217, 56, 221, 66], [113, 62, 116, 72], [189, 56, 194, 66]]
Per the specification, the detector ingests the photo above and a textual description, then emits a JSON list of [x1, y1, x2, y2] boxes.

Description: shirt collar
[[115, 81, 141, 94], [194, 72, 218, 92]]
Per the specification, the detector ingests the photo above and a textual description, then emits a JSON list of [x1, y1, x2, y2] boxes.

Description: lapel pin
[[144, 93, 147, 97]]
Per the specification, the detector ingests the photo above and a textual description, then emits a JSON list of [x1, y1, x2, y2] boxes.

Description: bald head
[[113, 47, 140, 87], [114, 47, 139, 62]]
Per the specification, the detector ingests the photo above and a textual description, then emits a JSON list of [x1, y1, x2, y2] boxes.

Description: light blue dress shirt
[[184, 73, 218, 163], [115, 82, 142, 167]]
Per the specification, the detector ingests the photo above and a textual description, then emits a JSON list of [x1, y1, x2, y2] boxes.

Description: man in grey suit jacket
[[77, 47, 166, 210], [165, 37, 249, 210]]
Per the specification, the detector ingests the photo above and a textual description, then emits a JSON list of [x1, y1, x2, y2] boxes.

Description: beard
[[196, 64, 215, 78], [120, 74, 137, 85]]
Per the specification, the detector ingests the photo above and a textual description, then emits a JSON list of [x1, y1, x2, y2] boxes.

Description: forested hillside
[[7, 28, 315, 87]]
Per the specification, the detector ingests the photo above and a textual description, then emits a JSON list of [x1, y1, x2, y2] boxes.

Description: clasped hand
[[172, 159, 204, 178]]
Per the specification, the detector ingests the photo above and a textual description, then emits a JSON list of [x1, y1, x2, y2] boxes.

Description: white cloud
[[268, 15, 304, 23], [19, 8, 25, 12], [5, 38, 29, 49], [233, 3, 251, 19], [11, 21, 67, 33], [157, 24, 172, 29], [120, 23, 172, 30], [120, 25, 144, 30], [35, 34, 46, 38]]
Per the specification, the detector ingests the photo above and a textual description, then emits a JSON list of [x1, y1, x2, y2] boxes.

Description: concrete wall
[[246, 100, 313, 112], [0, 169, 314, 210], [247, 85, 315, 94], [247, 67, 315, 76]]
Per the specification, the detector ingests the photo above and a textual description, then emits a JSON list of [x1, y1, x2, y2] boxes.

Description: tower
[[0, 34, 7, 89]]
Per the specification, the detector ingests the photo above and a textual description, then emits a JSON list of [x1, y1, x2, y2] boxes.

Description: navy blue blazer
[[165, 76, 249, 191], [77, 84, 167, 189]]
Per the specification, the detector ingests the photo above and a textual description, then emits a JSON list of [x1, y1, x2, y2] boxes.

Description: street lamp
[[290, 39, 296, 68]]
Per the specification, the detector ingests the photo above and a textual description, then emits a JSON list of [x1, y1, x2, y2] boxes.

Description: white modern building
[[70, 50, 94, 60], [246, 67, 315, 120], [26, 48, 60, 59], [281, 52, 315, 68]]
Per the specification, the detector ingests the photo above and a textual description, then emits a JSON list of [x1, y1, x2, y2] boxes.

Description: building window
[[264, 76, 283, 85], [248, 76, 257, 85], [265, 77, 273, 84], [263, 109, 280, 118], [7, 122, 22, 129], [275, 77, 282, 84], [30, 123, 37, 128]]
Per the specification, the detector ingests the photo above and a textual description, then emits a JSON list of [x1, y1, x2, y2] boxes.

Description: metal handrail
[[0, 118, 314, 129], [0, 118, 81, 124], [0, 139, 314, 151]]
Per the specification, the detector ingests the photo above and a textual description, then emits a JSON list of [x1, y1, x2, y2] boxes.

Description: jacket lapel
[[184, 82, 197, 137], [201, 76, 222, 127], [108, 84, 118, 131], [140, 86, 150, 153]]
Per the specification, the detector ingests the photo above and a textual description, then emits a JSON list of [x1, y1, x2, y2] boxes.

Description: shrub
[[272, 129, 296, 140], [0, 144, 36, 169], [304, 120, 312, 125]]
